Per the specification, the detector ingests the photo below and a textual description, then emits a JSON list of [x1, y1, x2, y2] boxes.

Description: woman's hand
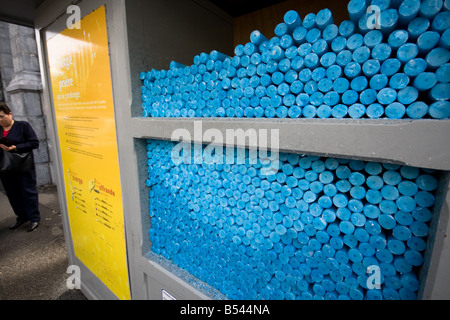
[[0, 144, 16, 152]]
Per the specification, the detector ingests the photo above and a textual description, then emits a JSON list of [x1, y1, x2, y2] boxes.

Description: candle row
[[146, 139, 439, 299], [140, 1, 450, 119]]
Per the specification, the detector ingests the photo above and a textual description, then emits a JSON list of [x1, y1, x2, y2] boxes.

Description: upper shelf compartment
[[139, 1, 450, 121]]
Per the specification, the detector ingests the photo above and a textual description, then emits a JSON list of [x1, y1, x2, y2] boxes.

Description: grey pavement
[[0, 183, 87, 300]]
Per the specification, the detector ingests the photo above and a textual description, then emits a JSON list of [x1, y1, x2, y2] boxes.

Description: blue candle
[[429, 100, 450, 118], [299, 68, 313, 85], [371, 43, 392, 61], [285, 69, 299, 83], [419, 0, 443, 19], [360, 89, 378, 105], [431, 11, 450, 32], [365, 220, 382, 235], [344, 61, 362, 78], [339, 20, 356, 38], [284, 10, 302, 30], [302, 105, 316, 118], [351, 75, 368, 92], [278, 58, 291, 73], [440, 29, 450, 49], [270, 45, 285, 62], [348, 0, 367, 23], [413, 72, 437, 90], [298, 43, 312, 57], [426, 47, 450, 69], [305, 52, 320, 69], [386, 102, 406, 119], [293, 26, 307, 45], [310, 92, 325, 106], [306, 28, 321, 44], [342, 89, 359, 105], [393, 225, 412, 242], [407, 17, 430, 41], [276, 105, 288, 118], [323, 24, 339, 43], [380, 9, 398, 35], [406, 101, 429, 118], [210, 50, 229, 61], [336, 50, 353, 66], [303, 13, 317, 29], [265, 63, 278, 78], [388, 29, 408, 49], [417, 31, 441, 54], [320, 52, 337, 68], [349, 103, 366, 118], [290, 80, 304, 95], [377, 87, 397, 105], [364, 30, 383, 48], [333, 77, 350, 93], [251, 52, 262, 66], [317, 105, 332, 118], [312, 39, 328, 56], [398, 0, 421, 25], [250, 30, 268, 46], [290, 56, 304, 72], [331, 36, 347, 53], [347, 33, 364, 51], [339, 220, 355, 235], [316, 8, 334, 30], [280, 34, 294, 49], [389, 73, 410, 90], [380, 58, 401, 76], [327, 65, 342, 80], [355, 227, 369, 242], [403, 58, 427, 77], [362, 59, 381, 77], [275, 23, 289, 37], [352, 46, 371, 64], [430, 83, 450, 101], [303, 84, 317, 101], [318, 78, 333, 92], [397, 86, 419, 104], [324, 91, 340, 106], [288, 105, 302, 118]]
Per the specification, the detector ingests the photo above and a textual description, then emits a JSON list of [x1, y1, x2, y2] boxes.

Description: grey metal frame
[[35, 0, 131, 300], [35, 0, 450, 300]]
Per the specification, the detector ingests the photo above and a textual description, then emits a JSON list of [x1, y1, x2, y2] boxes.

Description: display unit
[[35, 0, 450, 300]]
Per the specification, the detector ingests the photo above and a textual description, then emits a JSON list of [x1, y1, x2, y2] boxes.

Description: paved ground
[[0, 184, 86, 300]]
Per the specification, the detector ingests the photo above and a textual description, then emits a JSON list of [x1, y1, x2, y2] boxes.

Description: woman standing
[[0, 103, 40, 232]]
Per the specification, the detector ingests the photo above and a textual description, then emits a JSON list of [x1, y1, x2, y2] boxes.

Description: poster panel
[[46, 5, 130, 300]]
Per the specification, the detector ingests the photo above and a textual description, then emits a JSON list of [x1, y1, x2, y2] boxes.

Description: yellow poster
[[46, 5, 130, 300]]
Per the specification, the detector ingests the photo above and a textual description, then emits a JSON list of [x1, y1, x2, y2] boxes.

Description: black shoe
[[27, 221, 39, 232], [9, 220, 28, 230]]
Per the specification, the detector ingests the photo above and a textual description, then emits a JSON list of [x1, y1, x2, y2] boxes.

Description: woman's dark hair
[[0, 102, 12, 114]]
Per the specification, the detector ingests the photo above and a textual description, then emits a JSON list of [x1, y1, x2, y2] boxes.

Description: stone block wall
[[0, 21, 53, 186]]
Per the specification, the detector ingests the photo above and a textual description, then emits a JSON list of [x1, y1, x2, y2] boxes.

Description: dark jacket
[[0, 120, 39, 153]]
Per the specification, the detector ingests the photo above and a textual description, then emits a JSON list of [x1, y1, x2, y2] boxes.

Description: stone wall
[[0, 21, 53, 186]]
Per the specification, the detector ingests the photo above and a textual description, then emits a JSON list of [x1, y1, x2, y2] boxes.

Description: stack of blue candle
[[141, 0, 450, 119], [146, 139, 439, 299]]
